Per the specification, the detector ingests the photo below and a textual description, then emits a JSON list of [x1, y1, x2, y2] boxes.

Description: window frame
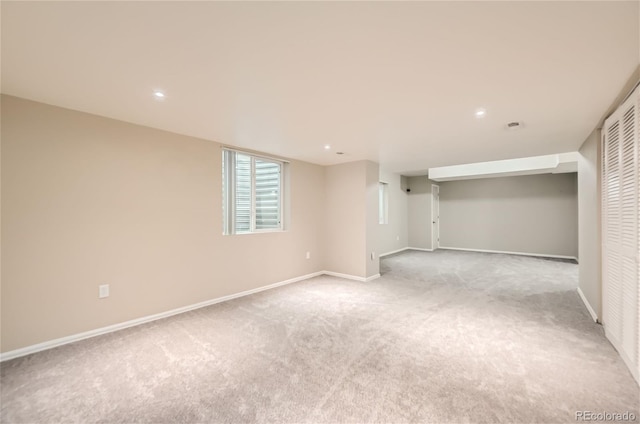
[[223, 148, 284, 235]]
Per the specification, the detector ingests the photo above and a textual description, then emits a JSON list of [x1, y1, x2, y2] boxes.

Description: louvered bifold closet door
[[602, 85, 639, 384], [604, 119, 622, 342]]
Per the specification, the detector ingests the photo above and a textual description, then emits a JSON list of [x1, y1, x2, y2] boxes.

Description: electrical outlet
[[306, 251, 311, 259], [99, 284, 109, 299], [370, 252, 375, 260], [396, 235, 400, 241]]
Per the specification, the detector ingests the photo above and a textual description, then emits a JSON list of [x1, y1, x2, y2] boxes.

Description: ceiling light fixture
[[153, 91, 166, 99], [475, 108, 487, 118], [324, 144, 331, 150], [506, 121, 524, 130]]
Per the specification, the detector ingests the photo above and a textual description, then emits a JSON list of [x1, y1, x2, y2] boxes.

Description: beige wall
[[378, 169, 408, 255], [324, 160, 380, 279], [324, 162, 366, 277], [439, 174, 579, 258], [578, 129, 601, 319], [1, 95, 326, 352], [407, 176, 433, 250], [365, 161, 380, 278]]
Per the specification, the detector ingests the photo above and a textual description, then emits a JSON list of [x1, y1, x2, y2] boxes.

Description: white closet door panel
[[637, 90, 640, 375], [621, 102, 638, 368], [605, 121, 621, 247], [602, 85, 639, 384], [620, 105, 637, 257], [604, 119, 623, 342], [622, 255, 638, 364], [606, 252, 623, 341]]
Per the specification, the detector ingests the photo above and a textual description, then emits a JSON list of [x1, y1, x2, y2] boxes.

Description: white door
[[432, 184, 440, 249], [602, 84, 639, 384]]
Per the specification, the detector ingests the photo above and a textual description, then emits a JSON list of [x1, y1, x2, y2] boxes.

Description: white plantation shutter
[[602, 85, 639, 384], [222, 149, 283, 234], [235, 154, 252, 233], [255, 159, 281, 229]]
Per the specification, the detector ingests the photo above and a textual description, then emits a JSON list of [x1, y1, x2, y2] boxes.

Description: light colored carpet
[[1, 250, 638, 423]]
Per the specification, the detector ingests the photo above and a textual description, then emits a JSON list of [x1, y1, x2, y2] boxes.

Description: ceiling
[[2, 1, 638, 175]]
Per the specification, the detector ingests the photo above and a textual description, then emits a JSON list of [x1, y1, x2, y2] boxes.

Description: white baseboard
[[380, 247, 436, 257], [0, 270, 324, 362], [322, 270, 379, 282], [438, 246, 578, 262], [379, 247, 410, 257], [577, 287, 598, 322], [378, 247, 433, 258]]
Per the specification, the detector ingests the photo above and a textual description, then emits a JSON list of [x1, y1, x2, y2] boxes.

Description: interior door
[[602, 85, 639, 384], [432, 184, 440, 249]]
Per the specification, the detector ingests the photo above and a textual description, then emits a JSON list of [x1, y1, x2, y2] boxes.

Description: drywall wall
[[324, 162, 366, 278], [438, 173, 578, 258], [378, 169, 408, 255], [1, 95, 326, 352], [407, 176, 433, 250], [324, 160, 380, 279], [365, 161, 380, 278], [578, 129, 601, 319]]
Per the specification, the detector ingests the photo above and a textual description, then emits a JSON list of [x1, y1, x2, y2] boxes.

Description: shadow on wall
[[405, 177, 430, 194], [405, 176, 434, 250], [440, 173, 577, 200]]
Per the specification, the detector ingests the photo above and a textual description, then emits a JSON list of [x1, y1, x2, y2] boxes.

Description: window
[[379, 182, 389, 224], [222, 149, 283, 234]]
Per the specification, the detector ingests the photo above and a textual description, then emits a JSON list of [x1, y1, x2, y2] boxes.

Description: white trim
[[221, 145, 290, 164], [322, 271, 380, 282], [379, 247, 410, 257], [379, 247, 436, 257], [438, 246, 578, 262], [0, 271, 323, 362], [577, 287, 598, 322], [322, 271, 369, 282]]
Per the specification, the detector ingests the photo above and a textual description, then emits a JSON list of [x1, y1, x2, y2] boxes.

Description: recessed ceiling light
[[475, 108, 487, 118], [324, 144, 331, 150], [153, 91, 165, 99]]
